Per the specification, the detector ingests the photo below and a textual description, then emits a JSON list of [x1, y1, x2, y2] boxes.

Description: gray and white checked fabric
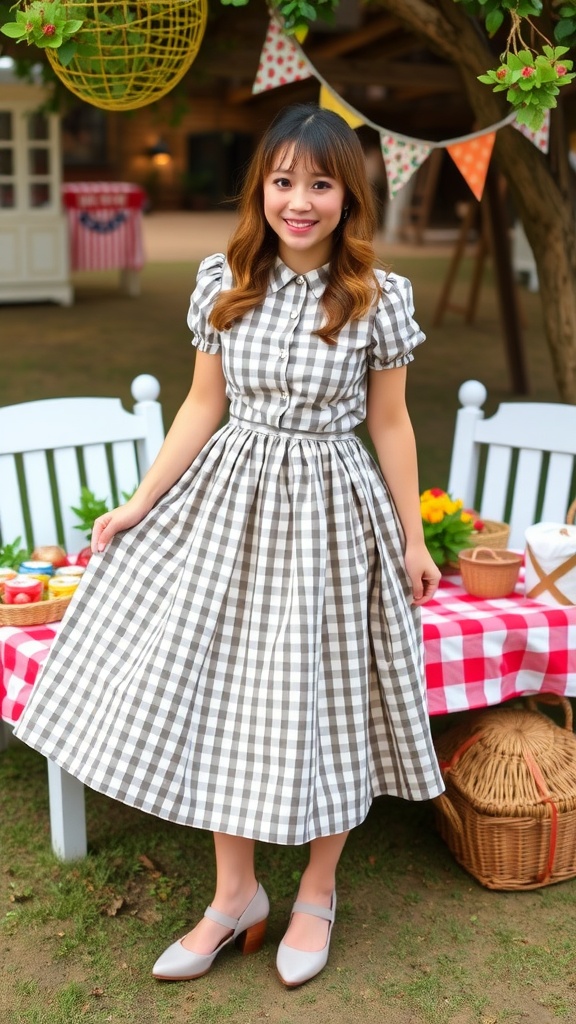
[[15, 254, 444, 845]]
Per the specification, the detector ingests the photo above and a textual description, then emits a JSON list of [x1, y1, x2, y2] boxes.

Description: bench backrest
[[448, 379, 576, 549], [0, 375, 164, 555]]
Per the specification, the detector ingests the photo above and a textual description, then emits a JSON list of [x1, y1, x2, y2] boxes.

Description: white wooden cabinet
[[0, 71, 72, 305]]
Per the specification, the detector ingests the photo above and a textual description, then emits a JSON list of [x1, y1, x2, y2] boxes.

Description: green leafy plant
[[0, 536, 30, 568], [70, 487, 110, 540], [455, 1, 576, 130], [70, 486, 136, 539], [420, 488, 483, 567], [0, 1, 83, 63], [479, 43, 574, 129]]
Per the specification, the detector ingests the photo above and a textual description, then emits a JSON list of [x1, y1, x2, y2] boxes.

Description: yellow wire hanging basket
[[46, 1, 208, 111]]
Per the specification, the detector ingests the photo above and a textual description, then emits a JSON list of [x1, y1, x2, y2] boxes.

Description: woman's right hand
[[91, 498, 151, 554]]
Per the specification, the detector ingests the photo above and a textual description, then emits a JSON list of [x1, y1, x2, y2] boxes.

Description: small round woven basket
[[0, 596, 71, 627], [46, 1, 208, 111], [469, 518, 510, 549], [458, 546, 522, 598]]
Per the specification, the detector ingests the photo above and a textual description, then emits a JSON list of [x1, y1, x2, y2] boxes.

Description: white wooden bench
[[0, 375, 164, 859], [448, 379, 576, 550]]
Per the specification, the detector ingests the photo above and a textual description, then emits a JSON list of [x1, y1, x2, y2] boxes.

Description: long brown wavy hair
[[209, 104, 381, 345]]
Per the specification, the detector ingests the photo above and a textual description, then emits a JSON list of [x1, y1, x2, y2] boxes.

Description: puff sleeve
[[187, 252, 225, 354], [367, 271, 425, 370]]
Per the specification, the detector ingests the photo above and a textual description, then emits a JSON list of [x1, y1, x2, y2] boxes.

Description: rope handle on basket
[[522, 747, 559, 885], [525, 694, 573, 732], [467, 546, 515, 563]]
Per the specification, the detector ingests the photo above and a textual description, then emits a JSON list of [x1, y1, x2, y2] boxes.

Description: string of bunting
[[252, 17, 551, 201]]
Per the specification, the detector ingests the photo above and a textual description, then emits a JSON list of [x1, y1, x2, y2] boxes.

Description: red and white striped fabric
[[2, 571, 576, 725], [62, 182, 146, 271]]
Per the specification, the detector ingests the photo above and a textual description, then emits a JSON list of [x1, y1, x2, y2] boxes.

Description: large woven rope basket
[[433, 695, 576, 890]]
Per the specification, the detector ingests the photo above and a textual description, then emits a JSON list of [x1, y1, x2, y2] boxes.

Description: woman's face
[[263, 145, 346, 273]]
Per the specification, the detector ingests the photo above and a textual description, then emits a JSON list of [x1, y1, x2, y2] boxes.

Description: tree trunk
[[375, 0, 576, 402]]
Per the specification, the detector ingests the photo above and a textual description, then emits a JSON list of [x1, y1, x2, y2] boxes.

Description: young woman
[[15, 104, 443, 988]]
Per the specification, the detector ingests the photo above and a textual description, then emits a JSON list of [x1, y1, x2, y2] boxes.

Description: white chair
[[448, 379, 576, 550], [0, 375, 164, 859]]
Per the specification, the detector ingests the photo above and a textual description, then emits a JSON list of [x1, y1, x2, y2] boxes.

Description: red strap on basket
[[438, 732, 484, 774], [522, 748, 559, 885]]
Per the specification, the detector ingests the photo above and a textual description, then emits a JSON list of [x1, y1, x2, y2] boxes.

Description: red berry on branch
[[521, 66, 535, 78], [496, 68, 507, 80], [43, 23, 56, 36], [556, 65, 567, 77]]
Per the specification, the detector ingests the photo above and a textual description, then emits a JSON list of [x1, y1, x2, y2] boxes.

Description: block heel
[[236, 915, 268, 954]]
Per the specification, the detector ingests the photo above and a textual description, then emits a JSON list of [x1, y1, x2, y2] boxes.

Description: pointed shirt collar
[[270, 259, 329, 299]]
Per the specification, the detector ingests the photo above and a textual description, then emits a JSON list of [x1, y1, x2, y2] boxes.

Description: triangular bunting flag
[[379, 134, 433, 198], [319, 85, 364, 129], [252, 19, 313, 95], [513, 110, 550, 154], [447, 132, 495, 202]]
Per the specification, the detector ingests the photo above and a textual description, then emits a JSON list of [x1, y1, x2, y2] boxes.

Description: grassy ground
[[0, 254, 571, 1024]]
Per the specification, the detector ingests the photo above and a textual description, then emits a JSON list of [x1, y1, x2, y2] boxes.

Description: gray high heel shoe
[[152, 883, 269, 981], [276, 891, 336, 987]]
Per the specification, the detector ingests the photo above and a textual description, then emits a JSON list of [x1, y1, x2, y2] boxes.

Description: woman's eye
[[273, 178, 291, 188], [312, 181, 331, 190]]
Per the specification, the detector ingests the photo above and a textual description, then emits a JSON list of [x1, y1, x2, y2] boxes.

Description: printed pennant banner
[[513, 110, 550, 154], [380, 134, 433, 198], [447, 132, 496, 202], [319, 85, 364, 129], [252, 18, 313, 95]]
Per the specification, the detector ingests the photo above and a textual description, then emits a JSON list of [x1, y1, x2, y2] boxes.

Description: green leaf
[[0, 23, 28, 38], [58, 39, 77, 65], [555, 19, 576, 41], [485, 8, 504, 34]]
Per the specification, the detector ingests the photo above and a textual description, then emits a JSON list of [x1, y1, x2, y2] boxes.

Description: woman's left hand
[[404, 542, 441, 606]]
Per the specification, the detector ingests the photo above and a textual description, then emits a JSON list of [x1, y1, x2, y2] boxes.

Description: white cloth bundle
[[524, 522, 576, 606]]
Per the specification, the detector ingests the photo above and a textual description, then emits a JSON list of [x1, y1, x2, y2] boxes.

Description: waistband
[[229, 416, 356, 441]]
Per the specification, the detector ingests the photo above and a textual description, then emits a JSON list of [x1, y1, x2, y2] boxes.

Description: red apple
[[77, 546, 92, 567], [31, 545, 68, 568]]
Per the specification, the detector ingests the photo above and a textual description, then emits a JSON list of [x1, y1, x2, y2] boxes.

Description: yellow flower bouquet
[[420, 488, 484, 567]]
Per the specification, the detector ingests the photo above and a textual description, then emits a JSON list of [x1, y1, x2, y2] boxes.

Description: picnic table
[[2, 567, 575, 727]]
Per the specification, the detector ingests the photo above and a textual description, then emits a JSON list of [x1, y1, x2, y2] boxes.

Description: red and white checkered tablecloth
[[2, 571, 575, 726], [423, 569, 576, 715], [62, 182, 146, 272]]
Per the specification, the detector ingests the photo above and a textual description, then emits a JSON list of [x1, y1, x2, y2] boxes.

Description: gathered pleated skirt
[[15, 419, 444, 844]]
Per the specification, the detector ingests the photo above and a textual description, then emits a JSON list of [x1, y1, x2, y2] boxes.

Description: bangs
[[268, 135, 339, 179]]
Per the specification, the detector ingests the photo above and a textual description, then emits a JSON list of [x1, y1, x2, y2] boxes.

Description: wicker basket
[[433, 695, 576, 890], [469, 518, 510, 549], [0, 596, 71, 627], [458, 546, 522, 598]]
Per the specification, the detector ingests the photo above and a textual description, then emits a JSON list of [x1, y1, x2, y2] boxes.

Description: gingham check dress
[[15, 254, 444, 844]]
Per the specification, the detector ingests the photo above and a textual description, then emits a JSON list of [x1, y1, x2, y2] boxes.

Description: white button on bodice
[[296, 275, 304, 284], [290, 310, 298, 319]]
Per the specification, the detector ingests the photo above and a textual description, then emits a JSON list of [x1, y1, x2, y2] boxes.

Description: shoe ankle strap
[[292, 900, 334, 922], [204, 905, 238, 929]]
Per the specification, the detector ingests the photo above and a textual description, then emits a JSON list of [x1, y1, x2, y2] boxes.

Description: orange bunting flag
[[447, 132, 496, 202], [252, 19, 313, 94]]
